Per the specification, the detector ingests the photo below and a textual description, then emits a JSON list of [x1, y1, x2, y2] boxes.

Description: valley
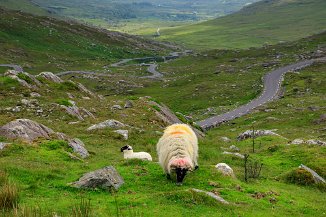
[[0, 1, 325, 216]]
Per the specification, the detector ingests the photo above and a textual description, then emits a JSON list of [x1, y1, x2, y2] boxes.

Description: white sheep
[[120, 145, 152, 161], [157, 124, 198, 185]]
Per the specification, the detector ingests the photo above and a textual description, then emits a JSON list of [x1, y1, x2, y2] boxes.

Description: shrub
[[41, 140, 67, 150], [285, 168, 315, 186], [17, 73, 32, 84], [56, 98, 73, 107]]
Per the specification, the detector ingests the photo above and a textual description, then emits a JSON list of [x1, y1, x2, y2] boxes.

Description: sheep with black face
[[157, 124, 199, 185], [120, 145, 152, 161]]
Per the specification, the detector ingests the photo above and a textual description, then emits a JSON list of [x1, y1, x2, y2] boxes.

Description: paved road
[[56, 70, 112, 77], [197, 59, 317, 130], [0, 64, 23, 72]]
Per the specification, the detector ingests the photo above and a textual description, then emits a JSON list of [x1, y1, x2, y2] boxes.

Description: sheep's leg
[[166, 174, 171, 180]]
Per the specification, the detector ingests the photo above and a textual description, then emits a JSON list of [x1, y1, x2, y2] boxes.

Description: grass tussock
[[0, 172, 19, 211]]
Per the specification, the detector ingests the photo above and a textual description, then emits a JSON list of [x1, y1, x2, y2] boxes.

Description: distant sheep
[[120, 145, 152, 161], [157, 124, 198, 185]]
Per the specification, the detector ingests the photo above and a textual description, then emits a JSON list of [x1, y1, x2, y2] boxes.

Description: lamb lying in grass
[[120, 145, 152, 161], [157, 124, 199, 185]]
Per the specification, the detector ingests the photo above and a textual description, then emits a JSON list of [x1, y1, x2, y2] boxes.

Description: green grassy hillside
[[0, 32, 325, 216], [159, 0, 326, 50], [0, 8, 169, 73]]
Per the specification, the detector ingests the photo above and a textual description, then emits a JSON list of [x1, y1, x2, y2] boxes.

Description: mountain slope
[[159, 0, 326, 50], [0, 8, 169, 73]]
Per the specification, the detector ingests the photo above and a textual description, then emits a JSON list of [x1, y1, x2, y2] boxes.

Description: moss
[[17, 73, 32, 84], [56, 98, 73, 107]]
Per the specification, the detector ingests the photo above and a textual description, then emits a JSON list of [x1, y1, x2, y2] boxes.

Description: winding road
[[1, 56, 323, 131]]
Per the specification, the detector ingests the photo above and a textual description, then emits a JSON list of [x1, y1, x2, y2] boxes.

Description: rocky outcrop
[[124, 100, 133, 109], [37, 72, 63, 83], [4, 70, 41, 89], [299, 164, 325, 184], [191, 188, 229, 205], [77, 82, 97, 98], [0, 142, 10, 150], [68, 138, 89, 158], [237, 129, 282, 141], [290, 139, 326, 146], [60, 101, 96, 121], [70, 166, 124, 190], [114, 130, 128, 140], [215, 163, 235, 178], [222, 151, 245, 159], [0, 119, 54, 143], [87, 119, 125, 131]]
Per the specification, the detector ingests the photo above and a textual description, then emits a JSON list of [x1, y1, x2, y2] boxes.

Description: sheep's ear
[[120, 145, 128, 152]]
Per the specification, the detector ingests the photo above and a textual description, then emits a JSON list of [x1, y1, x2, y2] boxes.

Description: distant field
[[158, 0, 326, 50]]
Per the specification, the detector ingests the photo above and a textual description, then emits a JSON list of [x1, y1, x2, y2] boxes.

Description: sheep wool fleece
[[157, 124, 198, 174]]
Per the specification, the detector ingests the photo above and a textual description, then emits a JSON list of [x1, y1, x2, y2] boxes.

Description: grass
[[0, 31, 325, 216], [158, 0, 326, 50]]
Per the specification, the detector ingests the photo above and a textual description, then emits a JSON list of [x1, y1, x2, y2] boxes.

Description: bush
[[285, 168, 315, 186], [41, 140, 67, 150], [17, 73, 32, 84], [56, 98, 73, 107]]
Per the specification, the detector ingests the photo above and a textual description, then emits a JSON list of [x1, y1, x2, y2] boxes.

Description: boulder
[[237, 129, 281, 141], [299, 164, 325, 184], [77, 82, 97, 98], [37, 72, 63, 83], [87, 119, 125, 131], [222, 151, 245, 159], [221, 137, 231, 143], [0, 142, 10, 150], [306, 139, 326, 146], [111, 105, 122, 110], [114, 130, 128, 140], [124, 100, 133, 108], [229, 145, 240, 152], [68, 138, 89, 158], [192, 188, 229, 205], [0, 119, 54, 143], [5, 70, 41, 89], [291, 139, 305, 145], [314, 114, 326, 124], [30, 92, 41, 98], [70, 166, 124, 190], [215, 163, 235, 177]]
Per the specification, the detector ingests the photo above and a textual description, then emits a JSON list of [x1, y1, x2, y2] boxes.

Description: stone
[[60, 100, 84, 121], [87, 119, 125, 131], [124, 100, 133, 108], [114, 130, 128, 140], [237, 129, 281, 141], [221, 137, 231, 143], [5, 70, 41, 89], [68, 138, 89, 158], [222, 151, 245, 159], [37, 72, 63, 83], [30, 92, 41, 98], [299, 164, 326, 184], [291, 139, 305, 145], [77, 82, 97, 98], [70, 166, 124, 190], [229, 145, 240, 152], [192, 188, 229, 204], [215, 163, 235, 177], [306, 139, 326, 146], [0, 142, 10, 150], [0, 119, 54, 143], [111, 105, 122, 110], [314, 114, 326, 124]]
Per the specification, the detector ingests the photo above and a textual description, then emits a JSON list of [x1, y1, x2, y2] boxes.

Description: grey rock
[[291, 139, 305, 145], [223, 151, 245, 159], [237, 129, 281, 141], [306, 139, 326, 146], [68, 138, 89, 158], [114, 130, 128, 140], [30, 92, 41, 98], [111, 105, 122, 110], [5, 70, 41, 89], [0, 142, 10, 150], [299, 164, 325, 184], [37, 72, 63, 83], [314, 114, 326, 124], [215, 163, 235, 177], [60, 100, 84, 121], [192, 188, 229, 204], [12, 106, 21, 113], [221, 137, 231, 143], [77, 82, 97, 98], [81, 108, 96, 119], [87, 119, 125, 131], [0, 119, 54, 143], [71, 166, 124, 190], [124, 100, 133, 108], [229, 145, 240, 152]]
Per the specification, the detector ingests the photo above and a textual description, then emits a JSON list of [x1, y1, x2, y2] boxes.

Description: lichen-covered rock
[[0, 119, 54, 143], [70, 166, 124, 190], [220, 137, 231, 142], [215, 163, 235, 177], [124, 100, 133, 108], [114, 130, 128, 140], [68, 138, 89, 158], [306, 139, 326, 146], [87, 119, 125, 131], [111, 105, 122, 110], [291, 139, 305, 145], [37, 72, 63, 83], [299, 164, 325, 184], [5, 70, 41, 89], [77, 82, 97, 98], [229, 145, 240, 152], [60, 101, 84, 121], [0, 142, 10, 150], [222, 151, 244, 159], [237, 129, 281, 141]]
